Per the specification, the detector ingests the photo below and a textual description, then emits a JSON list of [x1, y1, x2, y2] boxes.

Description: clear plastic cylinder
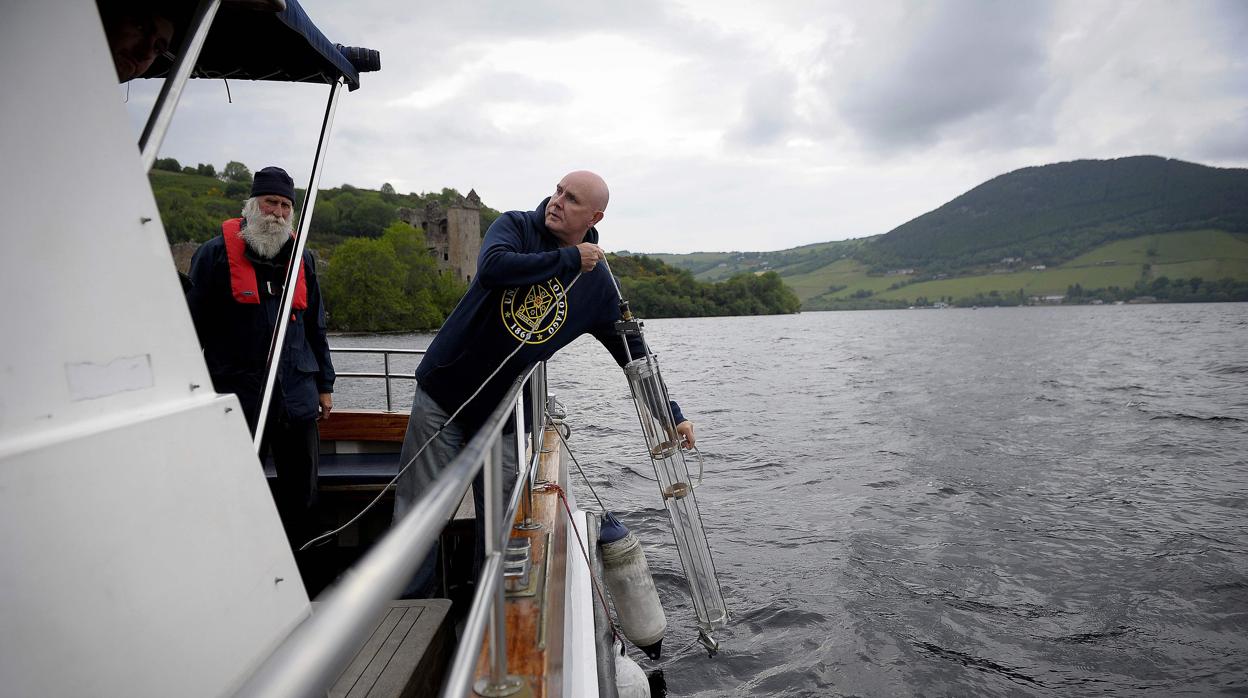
[[623, 356, 728, 631]]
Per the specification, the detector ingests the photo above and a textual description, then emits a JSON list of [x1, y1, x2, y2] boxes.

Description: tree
[[224, 180, 249, 200], [321, 238, 411, 331], [381, 222, 466, 327], [222, 161, 252, 183], [156, 189, 218, 242], [153, 157, 182, 172], [349, 198, 399, 237], [195, 163, 217, 178]]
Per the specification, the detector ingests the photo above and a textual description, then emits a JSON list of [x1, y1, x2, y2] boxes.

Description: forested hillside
[[156, 160, 801, 328], [150, 158, 501, 250], [607, 254, 800, 318]]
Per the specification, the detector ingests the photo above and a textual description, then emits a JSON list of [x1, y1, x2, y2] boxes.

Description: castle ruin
[[398, 189, 482, 283]]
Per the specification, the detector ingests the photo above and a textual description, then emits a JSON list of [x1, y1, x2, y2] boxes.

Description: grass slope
[[799, 229, 1248, 308], [619, 231, 1248, 309]]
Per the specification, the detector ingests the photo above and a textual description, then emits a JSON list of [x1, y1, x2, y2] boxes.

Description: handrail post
[[530, 363, 545, 457], [515, 364, 544, 531], [383, 351, 393, 411], [474, 438, 524, 697]]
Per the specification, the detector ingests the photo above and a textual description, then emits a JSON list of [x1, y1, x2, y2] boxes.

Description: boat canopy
[[140, 0, 379, 90]]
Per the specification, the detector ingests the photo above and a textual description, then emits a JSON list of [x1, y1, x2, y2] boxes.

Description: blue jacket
[[187, 233, 334, 429], [417, 198, 685, 432]]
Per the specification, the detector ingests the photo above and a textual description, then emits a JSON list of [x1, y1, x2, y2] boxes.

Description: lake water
[[331, 303, 1248, 697]]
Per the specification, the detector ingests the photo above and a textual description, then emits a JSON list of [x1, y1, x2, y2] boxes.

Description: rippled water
[[332, 303, 1248, 697]]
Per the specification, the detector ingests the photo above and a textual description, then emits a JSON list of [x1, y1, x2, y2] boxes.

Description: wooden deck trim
[[320, 409, 410, 443]]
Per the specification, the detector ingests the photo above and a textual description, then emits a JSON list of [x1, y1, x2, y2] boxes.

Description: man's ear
[[591, 211, 604, 226]]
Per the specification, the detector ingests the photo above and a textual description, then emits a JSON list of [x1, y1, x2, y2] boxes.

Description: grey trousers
[[394, 384, 519, 597]]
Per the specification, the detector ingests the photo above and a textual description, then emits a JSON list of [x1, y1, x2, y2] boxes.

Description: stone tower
[[397, 189, 482, 283]]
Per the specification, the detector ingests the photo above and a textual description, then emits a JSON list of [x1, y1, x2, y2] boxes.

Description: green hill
[[869, 156, 1248, 271], [651, 156, 1248, 308]]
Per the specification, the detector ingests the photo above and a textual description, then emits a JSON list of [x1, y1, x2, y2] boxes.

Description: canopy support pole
[[254, 77, 344, 450]]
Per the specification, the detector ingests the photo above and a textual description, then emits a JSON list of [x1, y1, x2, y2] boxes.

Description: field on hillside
[[1065, 230, 1248, 266], [786, 229, 1248, 308], [873, 266, 1145, 302]]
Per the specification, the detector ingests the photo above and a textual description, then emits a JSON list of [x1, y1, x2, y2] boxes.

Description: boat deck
[[281, 410, 582, 696], [324, 599, 453, 698]]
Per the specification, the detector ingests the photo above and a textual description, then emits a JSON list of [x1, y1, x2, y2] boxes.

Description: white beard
[[240, 197, 293, 259]]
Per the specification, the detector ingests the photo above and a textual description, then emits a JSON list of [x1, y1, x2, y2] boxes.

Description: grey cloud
[[837, 1, 1056, 152], [335, 0, 674, 49], [1193, 108, 1248, 162], [727, 71, 800, 147]]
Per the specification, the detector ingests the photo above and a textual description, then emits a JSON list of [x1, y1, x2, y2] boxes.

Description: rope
[[549, 408, 609, 512], [299, 270, 585, 550], [537, 482, 621, 646]]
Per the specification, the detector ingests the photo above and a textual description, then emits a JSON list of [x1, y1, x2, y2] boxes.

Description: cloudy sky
[[125, 0, 1248, 253]]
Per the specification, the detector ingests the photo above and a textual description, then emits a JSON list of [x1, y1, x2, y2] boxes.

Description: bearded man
[[187, 166, 335, 546]]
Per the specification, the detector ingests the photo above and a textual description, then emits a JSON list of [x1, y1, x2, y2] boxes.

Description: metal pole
[[441, 554, 501, 697], [384, 352, 393, 411], [515, 366, 541, 531], [530, 363, 545, 456], [253, 78, 344, 450], [517, 398, 535, 530], [487, 441, 506, 683], [138, 0, 221, 172], [474, 438, 523, 697]]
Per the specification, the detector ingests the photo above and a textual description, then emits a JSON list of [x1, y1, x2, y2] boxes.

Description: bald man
[[394, 170, 694, 597]]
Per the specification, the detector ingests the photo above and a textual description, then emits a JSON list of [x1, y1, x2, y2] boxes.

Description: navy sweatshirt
[[416, 198, 686, 432]]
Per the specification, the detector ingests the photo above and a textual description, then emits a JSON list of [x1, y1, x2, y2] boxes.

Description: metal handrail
[[235, 361, 547, 697], [329, 347, 426, 411]]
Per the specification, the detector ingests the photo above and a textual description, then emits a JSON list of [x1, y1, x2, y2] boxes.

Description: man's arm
[[475, 212, 581, 289], [591, 326, 695, 448]]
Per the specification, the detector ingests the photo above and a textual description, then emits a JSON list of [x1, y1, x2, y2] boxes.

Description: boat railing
[[329, 346, 425, 411], [237, 360, 551, 697]]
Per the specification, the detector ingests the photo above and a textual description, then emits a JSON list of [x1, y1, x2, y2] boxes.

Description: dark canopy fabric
[[143, 0, 376, 90]]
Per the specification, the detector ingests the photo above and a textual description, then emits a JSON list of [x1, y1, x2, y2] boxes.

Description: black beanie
[[251, 166, 295, 202]]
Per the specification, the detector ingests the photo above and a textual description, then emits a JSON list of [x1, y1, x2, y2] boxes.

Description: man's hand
[[576, 242, 604, 272], [318, 392, 333, 420], [676, 420, 695, 449]]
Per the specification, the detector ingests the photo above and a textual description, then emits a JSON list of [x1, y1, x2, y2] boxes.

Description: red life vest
[[222, 218, 307, 310]]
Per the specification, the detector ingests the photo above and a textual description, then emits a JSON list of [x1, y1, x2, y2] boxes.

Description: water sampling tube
[[622, 351, 728, 638], [603, 259, 728, 647]]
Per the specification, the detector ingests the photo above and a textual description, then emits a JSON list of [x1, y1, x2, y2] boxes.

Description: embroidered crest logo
[[501, 278, 568, 344]]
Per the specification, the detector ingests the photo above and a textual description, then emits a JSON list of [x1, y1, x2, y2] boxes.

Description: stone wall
[[397, 189, 482, 282], [170, 241, 199, 275]]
